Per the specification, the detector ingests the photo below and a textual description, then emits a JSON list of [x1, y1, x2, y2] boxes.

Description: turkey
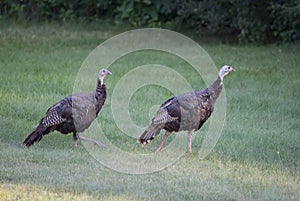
[[23, 68, 112, 148], [137, 65, 235, 152]]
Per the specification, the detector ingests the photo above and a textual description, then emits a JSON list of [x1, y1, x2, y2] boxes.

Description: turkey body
[[138, 65, 234, 152], [161, 88, 214, 133], [23, 68, 111, 148], [43, 89, 105, 135]]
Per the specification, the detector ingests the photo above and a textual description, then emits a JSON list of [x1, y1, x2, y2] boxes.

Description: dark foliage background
[[1, 0, 299, 43]]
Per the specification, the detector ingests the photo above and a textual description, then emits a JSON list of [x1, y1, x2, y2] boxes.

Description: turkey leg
[[187, 129, 195, 153], [78, 133, 106, 148], [73, 132, 79, 148], [157, 131, 171, 151], [73, 132, 106, 148]]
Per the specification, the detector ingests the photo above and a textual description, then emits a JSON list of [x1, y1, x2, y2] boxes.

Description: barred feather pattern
[[153, 109, 178, 125], [42, 110, 66, 127]]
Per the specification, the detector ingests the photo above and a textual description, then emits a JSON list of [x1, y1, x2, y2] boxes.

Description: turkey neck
[[207, 76, 223, 103], [95, 79, 107, 115]]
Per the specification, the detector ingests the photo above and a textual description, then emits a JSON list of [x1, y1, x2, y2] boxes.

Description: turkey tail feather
[[23, 123, 49, 147], [137, 123, 162, 146]]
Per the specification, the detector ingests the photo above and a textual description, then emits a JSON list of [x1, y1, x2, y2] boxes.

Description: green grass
[[0, 22, 299, 200]]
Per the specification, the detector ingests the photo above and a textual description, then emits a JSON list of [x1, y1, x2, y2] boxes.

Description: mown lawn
[[0, 22, 299, 201]]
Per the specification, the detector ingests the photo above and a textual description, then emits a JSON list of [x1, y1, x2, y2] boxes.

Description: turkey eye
[[227, 66, 231, 70]]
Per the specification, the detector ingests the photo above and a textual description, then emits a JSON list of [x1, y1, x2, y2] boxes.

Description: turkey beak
[[107, 70, 112, 75], [231, 67, 235, 72]]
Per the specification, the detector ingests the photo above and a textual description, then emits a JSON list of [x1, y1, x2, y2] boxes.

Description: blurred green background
[[1, 0, 299, 43]]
